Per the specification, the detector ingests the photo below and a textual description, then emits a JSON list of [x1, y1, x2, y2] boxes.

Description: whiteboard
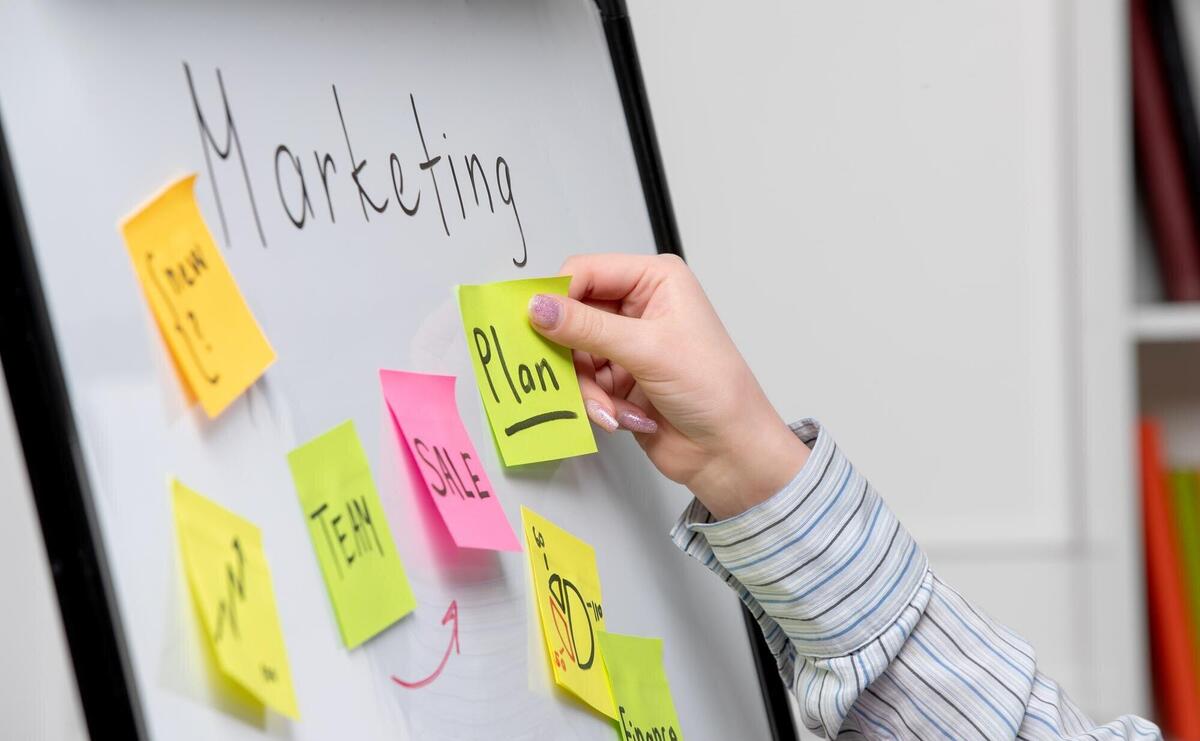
[[0, 1, 772, 739]]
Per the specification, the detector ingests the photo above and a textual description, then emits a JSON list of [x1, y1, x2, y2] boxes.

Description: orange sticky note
[[120, 175, 275, 417]]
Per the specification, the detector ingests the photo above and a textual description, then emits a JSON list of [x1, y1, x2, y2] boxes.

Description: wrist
[[689, 416, 810, 521]]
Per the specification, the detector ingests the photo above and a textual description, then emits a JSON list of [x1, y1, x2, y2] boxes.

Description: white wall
[[0, 362, 87, 740], [627, 0, 1144, 727]]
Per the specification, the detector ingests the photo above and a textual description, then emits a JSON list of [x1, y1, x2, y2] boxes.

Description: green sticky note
[[457, 276, 597, 466], [1170, 471, 1200, 676], [287, 420, 416, 648], [598, 632, 683, 741]]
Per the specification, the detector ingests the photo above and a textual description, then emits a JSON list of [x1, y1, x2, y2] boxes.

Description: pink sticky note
[[380, 369, 521, 552]]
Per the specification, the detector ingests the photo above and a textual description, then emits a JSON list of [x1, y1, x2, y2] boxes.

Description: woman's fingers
[[618, 385, 661, 436], [577, 373, 620, 433], [594, 359, 637, 400], [574, 351, 652, 434], [561, 252, 680, 308], [611, 396, 658, 434], [581, 298, 624, 316], [529, 293, 656, 375], [535, 252, 684, 436]]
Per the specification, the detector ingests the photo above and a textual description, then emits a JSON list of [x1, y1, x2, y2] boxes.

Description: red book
[[1133, 0, 1200, 301], [1140, 419, 1200, 737]]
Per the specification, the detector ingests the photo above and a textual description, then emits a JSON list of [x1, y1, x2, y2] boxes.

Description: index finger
[[560, 252, 678, 303]]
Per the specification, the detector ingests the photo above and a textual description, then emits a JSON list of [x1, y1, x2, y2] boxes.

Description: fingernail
[[528, 294, 562, 329], [585, 400, 619, 433], [617, 410, 658, 434]]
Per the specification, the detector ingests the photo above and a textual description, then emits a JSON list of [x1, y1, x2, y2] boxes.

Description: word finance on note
[[598, 632, 683, 741], [458, 276, 595, 466]]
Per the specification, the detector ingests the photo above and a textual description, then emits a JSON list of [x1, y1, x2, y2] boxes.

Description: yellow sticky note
[[458, 277, 596, 466], [287, 420, 417, 648], [598, 632, 684, 741], [121, 175, 275, 418], [171, 478, 299, 719], [521, 506, 615, 719]]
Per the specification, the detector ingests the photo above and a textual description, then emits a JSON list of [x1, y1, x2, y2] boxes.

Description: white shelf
[[1132, 304, 1200, 342]]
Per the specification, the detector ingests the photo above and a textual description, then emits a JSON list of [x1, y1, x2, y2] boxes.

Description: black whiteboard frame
[[0, 2, 796, 739], [595, 4, 797, 739]]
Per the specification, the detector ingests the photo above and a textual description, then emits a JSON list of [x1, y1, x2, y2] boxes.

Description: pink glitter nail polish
[[617, 410, 658, 434]]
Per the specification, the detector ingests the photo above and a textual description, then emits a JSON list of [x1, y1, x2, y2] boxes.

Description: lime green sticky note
[[1170, 470, 1200, 676], [457, 277, 597, 466], [172, 478, 299, 719], [598, 632, 683, 741], [287, 420, 417, 648]]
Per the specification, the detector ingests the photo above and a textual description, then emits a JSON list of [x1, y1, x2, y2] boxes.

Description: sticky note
[[171, 478, 299, 719], [598, 632, 684, 741], [521, 506, 615, 719], [380, 370, 521, 552], [120, 175, 275, 418], [457, 277, 596, 466], [287, 420, 417, 648]]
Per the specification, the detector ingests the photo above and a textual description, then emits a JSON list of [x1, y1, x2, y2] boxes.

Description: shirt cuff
[[670, 418, 929, 661]]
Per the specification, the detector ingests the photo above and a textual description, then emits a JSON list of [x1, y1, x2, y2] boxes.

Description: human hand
[[527, 253, 809, 520]]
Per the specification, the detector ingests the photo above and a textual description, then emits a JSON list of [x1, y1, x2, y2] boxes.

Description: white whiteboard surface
[[0, 1, 771, 739]]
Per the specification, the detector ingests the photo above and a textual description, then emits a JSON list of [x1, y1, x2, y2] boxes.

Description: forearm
[[671, 419, 1160, 740]]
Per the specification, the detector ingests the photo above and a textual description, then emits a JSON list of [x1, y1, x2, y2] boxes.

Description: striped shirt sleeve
[[670, 419, 1161, 740]]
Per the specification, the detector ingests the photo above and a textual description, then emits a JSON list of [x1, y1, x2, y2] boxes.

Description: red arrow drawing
[[391, 601, 460, 689]]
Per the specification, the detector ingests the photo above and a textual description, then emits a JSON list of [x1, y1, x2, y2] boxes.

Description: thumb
[[528, 293, 652, 373]]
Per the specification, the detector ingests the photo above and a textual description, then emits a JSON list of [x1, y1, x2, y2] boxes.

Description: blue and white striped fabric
[[670, 419, 1160, 740]]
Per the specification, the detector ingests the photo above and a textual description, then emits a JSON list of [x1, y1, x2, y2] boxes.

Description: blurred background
[[5, 0, 1200, 737], [626, 0, 1181, 735]]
